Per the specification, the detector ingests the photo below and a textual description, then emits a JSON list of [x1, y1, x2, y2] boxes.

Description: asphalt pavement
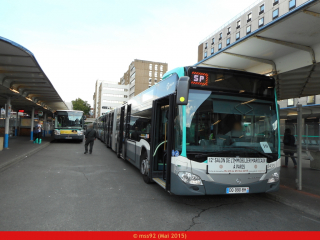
[[0, 139, 320, 231]]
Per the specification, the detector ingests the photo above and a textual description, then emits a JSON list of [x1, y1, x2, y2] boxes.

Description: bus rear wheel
[[140, 155, 151, 184]]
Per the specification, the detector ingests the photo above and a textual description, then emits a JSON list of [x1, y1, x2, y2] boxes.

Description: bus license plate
[[226, 187, 249, 194], [65, 137, 72, 139]]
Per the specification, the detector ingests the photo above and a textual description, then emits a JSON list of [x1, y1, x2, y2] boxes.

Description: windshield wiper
[[227, 146, 272, 158]]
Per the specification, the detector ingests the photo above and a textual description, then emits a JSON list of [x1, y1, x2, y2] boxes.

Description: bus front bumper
[[170, 173, 279, 195], [54, 135, 84, 140]]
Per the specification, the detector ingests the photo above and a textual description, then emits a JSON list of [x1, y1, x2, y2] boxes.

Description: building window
[[226, 38, 230, 46], [246, 25, 251, 34], [160, 72, 163, 77], [149, 78, 152, 83], [160, 65, 163, 71], [149, 64, 152, 70], [289, 0, 296, 10], [212, 38, 215, 44], [273, 0, 279, 6], [307, 96, 315, 104], [259, 17, 264, 27], [205, 42, 208, 49], [288, 98, 294, 106], [227, 27, 231, 35], [154, 71, 157, 77], [236, 20, 241, 29], [218, 43, 222, 50], [247, 12, 252, 22], [273, 8, 279, 19], [204, 52, 207, 58], [236, 32, 240, 40], [219, 32, 222, 40], [211, 47, 214, 54], [154, 65, 158, 70], [154, 78, 157, 82], [149, 71, 152, 77], [259, 4, 265, 15]]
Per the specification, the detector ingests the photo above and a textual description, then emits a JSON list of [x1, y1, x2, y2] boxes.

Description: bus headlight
[[77, 131, 83, 136], [54, 130, 60, 135], [267, 172, 279, 183], [178, 172, 203, 185]]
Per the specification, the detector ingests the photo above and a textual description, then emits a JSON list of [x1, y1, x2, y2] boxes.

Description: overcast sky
[[0, 0, 258, 107]]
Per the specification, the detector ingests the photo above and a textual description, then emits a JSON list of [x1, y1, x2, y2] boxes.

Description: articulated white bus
[[97, 66, 280, 195]]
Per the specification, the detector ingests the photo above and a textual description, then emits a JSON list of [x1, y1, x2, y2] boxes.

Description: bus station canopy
[[0, 36, 68, 114], [280, 104, 320, 119], [195, 0, 320, 101]]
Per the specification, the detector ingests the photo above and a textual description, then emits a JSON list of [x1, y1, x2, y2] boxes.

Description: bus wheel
[[140, 156, 151, 184]]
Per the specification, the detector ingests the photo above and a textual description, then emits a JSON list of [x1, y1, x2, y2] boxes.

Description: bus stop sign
[[176, 76, 190, 105]]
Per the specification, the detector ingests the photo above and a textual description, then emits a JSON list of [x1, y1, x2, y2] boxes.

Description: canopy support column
[[296, 104, 303, 191], [30, 108, 34, 141], [15, 111, 18, 136], [44, 113, 47, 137], [4, 97, 11, 148]]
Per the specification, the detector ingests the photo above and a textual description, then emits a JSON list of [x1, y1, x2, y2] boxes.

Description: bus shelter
[[0, 36, 68, 149]]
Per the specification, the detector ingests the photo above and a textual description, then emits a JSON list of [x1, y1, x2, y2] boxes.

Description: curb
[[263, 190, 320, 219], [0, 142, 51, 172]]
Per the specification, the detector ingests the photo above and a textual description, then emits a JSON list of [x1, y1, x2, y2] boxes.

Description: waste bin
[[310, 151, 320, 170], [0, 137, 3, 151]]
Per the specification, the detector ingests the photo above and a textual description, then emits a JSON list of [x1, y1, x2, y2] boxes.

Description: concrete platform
[[0, 136, 52, 172]]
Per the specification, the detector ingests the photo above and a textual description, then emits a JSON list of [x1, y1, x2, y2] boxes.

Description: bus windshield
[[55, 111, 84, 129], [174, 90, 278, 162]]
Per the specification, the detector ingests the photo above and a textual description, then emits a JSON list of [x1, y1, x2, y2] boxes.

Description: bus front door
[[117, 106, 125, 158], [150, 94, 175, 191]]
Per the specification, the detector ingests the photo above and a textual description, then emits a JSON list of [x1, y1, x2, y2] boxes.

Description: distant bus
[[97, 66, 280, 195], [53, 110, 85, 142]]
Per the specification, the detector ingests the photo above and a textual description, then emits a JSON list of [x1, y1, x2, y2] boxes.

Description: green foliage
[[72, 98, 91, 115]]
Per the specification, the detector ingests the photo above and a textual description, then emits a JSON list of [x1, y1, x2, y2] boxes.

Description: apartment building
[[93, 80, 103, 118], [118, 59, 168, 99], [198, 0, 306, 61], [93, 81, 129, 118]]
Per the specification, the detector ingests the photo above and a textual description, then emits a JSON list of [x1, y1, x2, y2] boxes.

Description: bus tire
[[140, 153, 151, 184]]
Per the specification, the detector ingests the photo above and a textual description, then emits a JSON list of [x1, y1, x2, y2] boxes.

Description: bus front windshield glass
[[174, 90, 278, 162], [55, 111, 84, 129]]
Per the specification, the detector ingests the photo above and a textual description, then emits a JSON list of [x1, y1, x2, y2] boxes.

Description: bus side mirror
[[176, 76, 190, 105], [84, 115, 87, 120]]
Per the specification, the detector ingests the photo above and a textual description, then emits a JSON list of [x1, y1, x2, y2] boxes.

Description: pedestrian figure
[[36, 123, 42, 144], [282, 128, 297, 168], [84, 125, 97, 154], [33, 127, 38, 144]]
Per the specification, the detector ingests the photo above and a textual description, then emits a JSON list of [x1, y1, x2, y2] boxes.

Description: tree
[[72, 98, 91, 115]]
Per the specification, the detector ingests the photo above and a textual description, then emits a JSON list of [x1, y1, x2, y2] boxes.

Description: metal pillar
[[4, 97, 11, 148], [318, 123, 320, 152], [15, 111, 18, 136], [44, 113, 47, 137], [30, 108, 35, 141], [306, 124, 308, 151], [296, 104, 302, 190]]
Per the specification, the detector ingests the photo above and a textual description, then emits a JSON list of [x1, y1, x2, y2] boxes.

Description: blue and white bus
[[102, 66, 280, 195]]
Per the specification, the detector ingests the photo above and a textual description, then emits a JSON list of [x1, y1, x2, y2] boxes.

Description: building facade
[[93, 81, 129, 118], [93, 80, 103, 118], [198, 0, 306, 61], [118, 59, 168, 99]]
